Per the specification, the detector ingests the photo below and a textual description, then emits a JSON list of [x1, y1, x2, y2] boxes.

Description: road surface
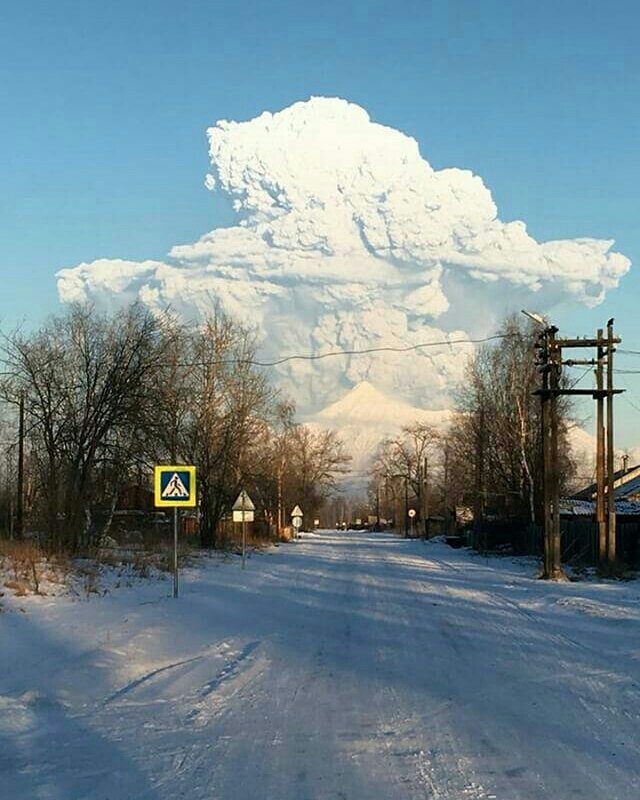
[[1, 531, 639, 799]]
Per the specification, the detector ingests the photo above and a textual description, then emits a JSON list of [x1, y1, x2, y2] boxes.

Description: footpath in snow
[[1, 531, 639, 800]]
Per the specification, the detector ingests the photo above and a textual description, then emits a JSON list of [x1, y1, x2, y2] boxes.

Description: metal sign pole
[[154, 465, 196, 600], [242, 492, 246, 569], [173, 506, 179, 598]]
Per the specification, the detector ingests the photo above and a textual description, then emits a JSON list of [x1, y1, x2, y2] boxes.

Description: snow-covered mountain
[[309, 381, 450, 473], [313, 382, 601, 480]]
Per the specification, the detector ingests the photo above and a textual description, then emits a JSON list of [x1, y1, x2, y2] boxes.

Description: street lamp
[[521, 309, 546, 326]]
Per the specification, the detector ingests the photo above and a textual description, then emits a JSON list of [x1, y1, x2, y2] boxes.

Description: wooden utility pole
[[539, 329, 552, 578], [548, 328, 563, 579], [534, 319, 623, 576], [16, 392, 25, 539], [595, 329, 606, 564], [606, 318, 616, 565], [404, 477, 409, 538], [276, 465, 283, 537], [473, 406, 485, 547], [422, 456, 429, 538]]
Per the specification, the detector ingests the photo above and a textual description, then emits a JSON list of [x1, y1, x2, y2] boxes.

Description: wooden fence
[[471, 516, 640, 568]]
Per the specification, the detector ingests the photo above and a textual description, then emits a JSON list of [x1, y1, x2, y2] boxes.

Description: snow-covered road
[[2, 531, 640, 799]]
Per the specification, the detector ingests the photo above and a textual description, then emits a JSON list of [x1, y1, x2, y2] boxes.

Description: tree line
[[370, 314, 576, 534], [0, 304, 350, 552]]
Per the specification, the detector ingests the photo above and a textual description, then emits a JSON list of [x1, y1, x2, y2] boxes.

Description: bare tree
[[151, 311, 276, 547], [371, 422, 440, 533], [0, 304, 168, 551], [285, 426, 351, 525], [446, 313, 575, 525]]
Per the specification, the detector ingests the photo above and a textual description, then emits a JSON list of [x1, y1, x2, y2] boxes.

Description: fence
[[471, 516, 640, 568]]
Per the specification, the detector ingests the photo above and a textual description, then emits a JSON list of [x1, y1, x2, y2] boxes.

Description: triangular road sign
[[233, 490, 255, 511], [291, 505, 303, 518], [162, 472, 189, 499]]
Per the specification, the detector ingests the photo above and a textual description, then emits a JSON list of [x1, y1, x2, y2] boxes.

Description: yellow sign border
[[154, 465, 197, 508]]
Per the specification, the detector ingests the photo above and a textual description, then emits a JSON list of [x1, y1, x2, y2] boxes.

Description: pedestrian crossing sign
[[154, 465, 197, 507]]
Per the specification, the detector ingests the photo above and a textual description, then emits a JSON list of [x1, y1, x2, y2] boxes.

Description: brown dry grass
[[3, 578, 28, 596], [0, 532, 195, 602], [0, 540, 44, 595]]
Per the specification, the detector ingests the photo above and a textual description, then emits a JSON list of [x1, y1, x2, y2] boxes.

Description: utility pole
[[548, 328, 563, 579], [384, 476, 389, 529], [276, 464, 283, 537], [533, 316, 623, 576], [416, 460, 422, 536], [535, 323, 565, 579], [422, 456, 429, 538], [537, 328, 551, 577], [375, 482, 380, 530], [404, 477, 409, 538], [595, 329, 606, 565], [473, 406, 485, 550], [606, 318, 616, 565], [16, 392, 25, 540]]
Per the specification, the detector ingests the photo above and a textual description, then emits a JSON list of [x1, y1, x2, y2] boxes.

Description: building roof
[[570, 464, 640, 501], [614, 474, 640, 499], [560, 498, 640, 516]]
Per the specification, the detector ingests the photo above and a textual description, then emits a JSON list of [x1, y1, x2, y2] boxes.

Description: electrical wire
[[565, 364, 594, 390], [170, 333, 514, 368], [623, 395, 640, 414]]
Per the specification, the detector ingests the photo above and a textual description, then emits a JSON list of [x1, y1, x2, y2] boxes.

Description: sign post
[[154, 465, 197, 598], [291, 505, 303, 538], [408, 508, 416, 538], [233, 490, 255, 569], [173, 507, 178, 597]]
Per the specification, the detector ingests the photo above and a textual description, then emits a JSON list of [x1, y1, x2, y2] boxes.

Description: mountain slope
[[309, 381, 450, 474]]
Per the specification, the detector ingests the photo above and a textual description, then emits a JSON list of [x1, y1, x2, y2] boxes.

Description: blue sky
[[1, 0, 639, 441]]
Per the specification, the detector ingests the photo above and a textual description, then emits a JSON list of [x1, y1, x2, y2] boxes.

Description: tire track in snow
[[427, 547, 640, 798], [103, 653, 208, 705], [360, 542, 497, 800], [184, 639, 264, 727]]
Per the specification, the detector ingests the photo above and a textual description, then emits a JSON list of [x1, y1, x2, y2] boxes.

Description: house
[[563, 463, 640, 518], [560, 497, 640, 517], [570, 463, 640, 502], [117, 483, 155, 512]]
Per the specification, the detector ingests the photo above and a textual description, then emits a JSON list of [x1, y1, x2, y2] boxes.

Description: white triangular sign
[[291, 505, 303, 518], [233, 490, 255, 511], [162, 472, 189, 499]]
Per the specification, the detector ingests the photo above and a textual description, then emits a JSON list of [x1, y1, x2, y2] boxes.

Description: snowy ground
[[1, 531, 639, 800]]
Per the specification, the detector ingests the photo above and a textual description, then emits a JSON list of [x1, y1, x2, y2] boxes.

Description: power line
[[622, 395, 640, 414], [565, 365, 593, 389], [172, 333, 513, 368]]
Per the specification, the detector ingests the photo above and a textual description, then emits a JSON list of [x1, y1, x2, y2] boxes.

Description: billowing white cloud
[[57, 97, 630, 414]]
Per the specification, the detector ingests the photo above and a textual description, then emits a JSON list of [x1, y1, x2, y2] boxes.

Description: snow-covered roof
[[571, 464, 640, 501], [560, 498, 640, 516], [615, 474, 640, 499]]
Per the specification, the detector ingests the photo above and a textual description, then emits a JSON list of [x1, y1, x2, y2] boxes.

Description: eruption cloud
[[57, 97, 630, 415]]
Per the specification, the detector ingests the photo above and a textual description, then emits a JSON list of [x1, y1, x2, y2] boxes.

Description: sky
[[1, 0, 639, 443]]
